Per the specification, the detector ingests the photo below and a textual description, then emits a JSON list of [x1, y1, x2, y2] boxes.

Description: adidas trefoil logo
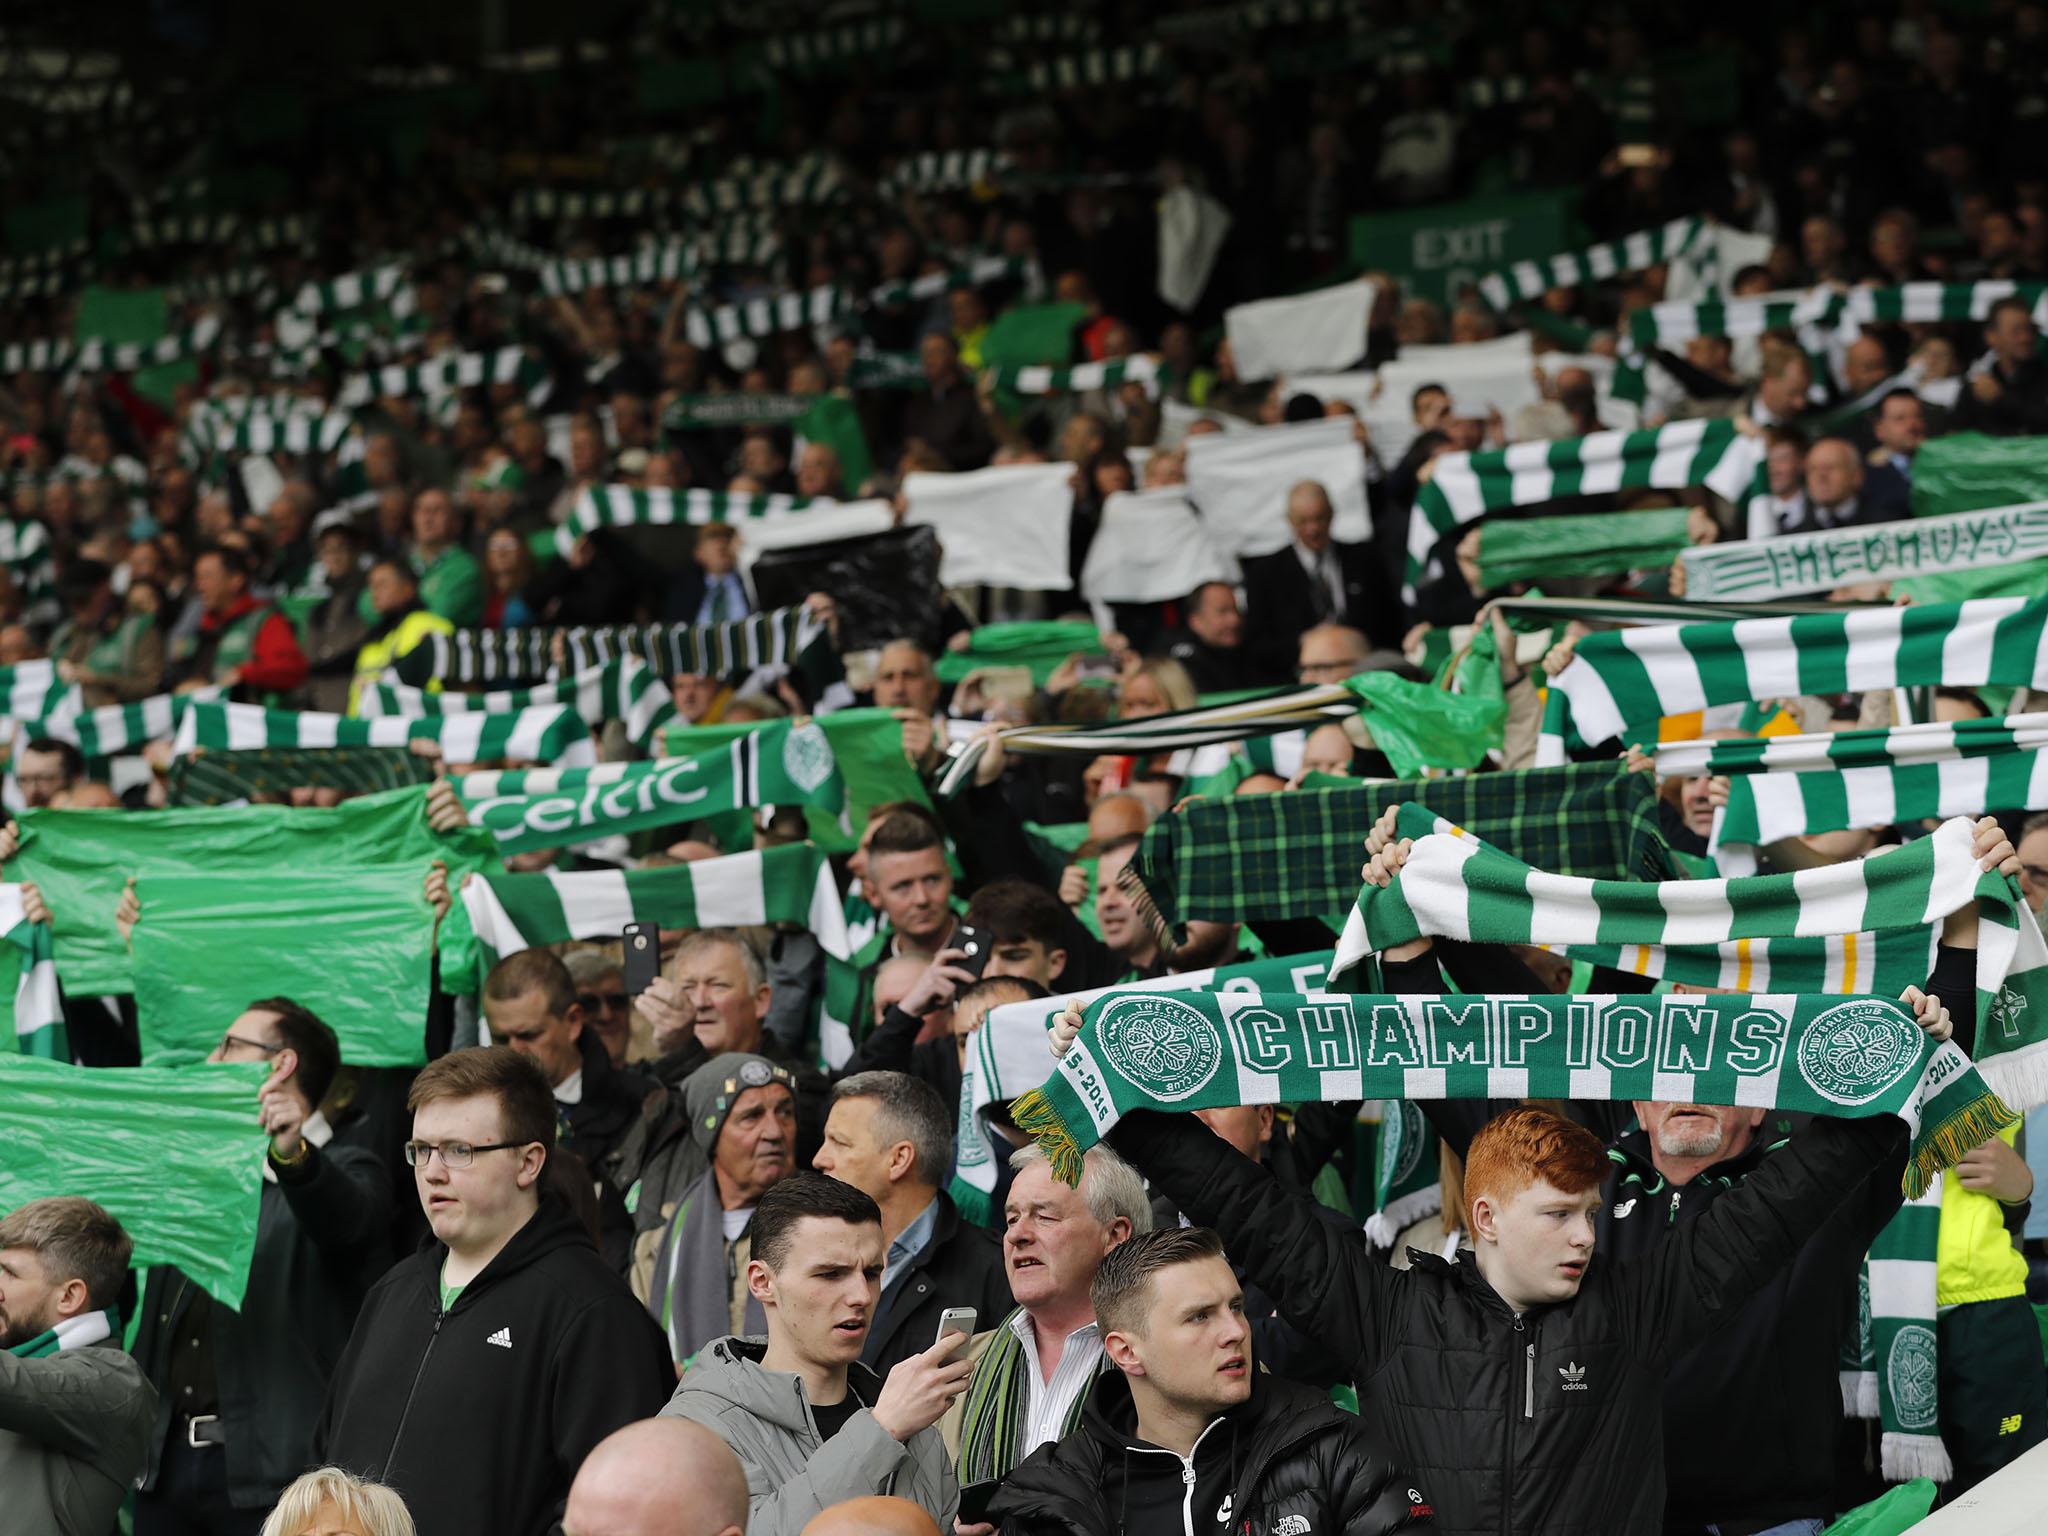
[[1559, 1361, 1587, 1391], [486, 1326, 513, 1349]]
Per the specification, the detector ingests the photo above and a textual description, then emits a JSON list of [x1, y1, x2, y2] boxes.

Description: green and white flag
[[1406, 418, 1764, 603], [1679, 501, 2048, 602], [0, 885, 63, 1058], [1537, 595, 2048, 764], [463, 842, 848, 967], [1335, 807, 2048, 1111], [0, 1056, 268, 1308], [1011, 988, 2007, 1200], [172, 701, 596, 766], [361, 658, 675, 748], [1476, 507, 1690, 589], [557, 484, 814, 559], [1477, 215, 1709, 311]]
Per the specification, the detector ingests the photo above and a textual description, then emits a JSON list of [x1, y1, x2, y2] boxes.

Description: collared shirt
[[882, 1196, 940, 1298], [695, 573, 749, 627], [1293, 541, 1345, 621], [554, 1070, 585, 1106], [1008, 1311, 1105, 1455]]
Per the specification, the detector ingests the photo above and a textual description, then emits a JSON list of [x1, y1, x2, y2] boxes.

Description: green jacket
[[0, 1337, 157, 1536], [413, 544, 483, 628]]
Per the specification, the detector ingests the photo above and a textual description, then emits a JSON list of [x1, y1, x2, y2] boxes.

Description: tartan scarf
[[1679, 500, 2048, 603], [1475, 215, 1710, 311], [1405, 418, 1765, 603], [1124, 762, 1671, 935], [170, 700, 595, 767], [957, 1308, 1099, 1483], [1337, 807, 2048, 1114], [1536, 595, 2048, 765], [1011, 989, 2009, 1200], [361, 657, 677, 748], [6, 1309, 115, 1359], [390, 607, 826, 688]]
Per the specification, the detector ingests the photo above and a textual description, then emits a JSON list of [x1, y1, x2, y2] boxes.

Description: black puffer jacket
[[991, 1366, 1430, 1536], [1108, 1106, 1901, 1536]]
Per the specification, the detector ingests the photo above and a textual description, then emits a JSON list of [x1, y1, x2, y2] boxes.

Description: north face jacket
[[1107, 1106, 1902, 1536], [313, 1191, 673, 1536], [991, 1366, 1430, 1536]]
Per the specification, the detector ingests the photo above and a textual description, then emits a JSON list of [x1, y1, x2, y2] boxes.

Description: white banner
[[1183, 415, 1369, 558], [1079, 487, 1234, 603], [903, 463, 1075, 591], [1681, 500, 2048, 602]]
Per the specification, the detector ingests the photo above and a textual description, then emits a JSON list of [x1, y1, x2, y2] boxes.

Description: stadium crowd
[[6, 5, 2048, 1536]]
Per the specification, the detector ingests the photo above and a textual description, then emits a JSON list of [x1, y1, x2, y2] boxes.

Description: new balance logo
[[1559, 1362, 1587, 1391], [2000, 1413, 2024, 1436], [486, 1327, 513, 1349]]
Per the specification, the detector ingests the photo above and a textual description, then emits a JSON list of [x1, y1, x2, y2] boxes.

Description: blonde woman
[[260, 1468, 415, 1536]]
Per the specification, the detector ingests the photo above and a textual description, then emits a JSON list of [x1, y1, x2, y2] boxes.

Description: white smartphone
[[934, 1307, 976, 1354]]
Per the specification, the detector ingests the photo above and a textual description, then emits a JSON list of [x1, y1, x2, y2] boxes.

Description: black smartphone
[[952, 922, 992, 980], [622, 922, 660, 995], [957, 1479, 1002, 1526]]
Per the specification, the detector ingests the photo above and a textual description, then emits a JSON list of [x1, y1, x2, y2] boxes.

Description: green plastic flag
[[130, 868, 439, 1067], [796, 394, 873, 492], [934, 622, 1104, 686], [0, 1056, 268, 1308], [1475, 508, 1690, 588], [1343, 671, 1504, 776], [1816, 1479, 1936, 1536], [979, 301, 1087, 370], [1910, 432, 2048, 518]]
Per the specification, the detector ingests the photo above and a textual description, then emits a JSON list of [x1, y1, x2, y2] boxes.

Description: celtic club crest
[[1885, 1324, 1939, 1432], [1795, 999, 1921, 1107], [781, 722, 836, 794], [1094, 995, 1224, 1103]]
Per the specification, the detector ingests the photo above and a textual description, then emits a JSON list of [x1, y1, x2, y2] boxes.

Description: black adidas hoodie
[[313, 1191, 672, 1536]]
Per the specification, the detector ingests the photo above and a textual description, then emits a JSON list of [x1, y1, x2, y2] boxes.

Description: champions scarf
[[1476, 215, 1710, 311], [1336, 809, 2048, 1111], [1680, 500, 2048, 603], [1012, 989, 2007, 1199], [361, 657, 676, 748], [391, 606, 826, 687], [0, 884, 63, 1059], [171, 700, 596, 767], [1405, 418, 1764, 604], [1536, 595, 2048, 764]]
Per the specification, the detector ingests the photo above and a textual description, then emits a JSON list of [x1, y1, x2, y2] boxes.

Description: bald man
[[1239, 480, 1396, 666], [564, 1418, 750, 1536], [1777, 435, 1901, 536], [799, 1497, 939, 1536]]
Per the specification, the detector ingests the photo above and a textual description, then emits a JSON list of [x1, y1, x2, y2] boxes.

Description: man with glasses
[[132, 999, 391, 1536], [14, 736, 83, 808], [316, 1046, 670, 1536], [564, 947, 632, 1067], [1294, 622, 1371, 685]]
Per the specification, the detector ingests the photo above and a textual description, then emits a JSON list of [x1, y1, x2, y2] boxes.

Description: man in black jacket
[[314, 1047, 672, 1536], [1951, 295, 2048, 436], [1239, 481, 1395, 669], [134, 998, 390, 1535], [812, 1071, 1013, 1376], [992, 1227, 1430, 1536], [1062, 996, 1952, 1536]]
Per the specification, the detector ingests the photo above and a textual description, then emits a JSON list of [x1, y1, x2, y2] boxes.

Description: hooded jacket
[[991, 1366, 1429, 1536], [313, 1190, 672, 1536], [661, 1335, 959, 1536], [1107, 1105, 1902, 1536]]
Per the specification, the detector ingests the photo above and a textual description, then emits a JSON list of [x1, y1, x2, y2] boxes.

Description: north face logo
[[486, 1327, 513, 1349], [1559, 1361, 1587, 1391], [1274, 1518, 1310, 1536]]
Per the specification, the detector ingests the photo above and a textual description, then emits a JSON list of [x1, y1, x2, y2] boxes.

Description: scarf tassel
[[1841, 1369, 1879, 1418], [1975, 1047, 2048, 1127], [1880, 1431, 1954, 1484], [1363, 1188, 1443, 1249], [1905, 1091, 2019, 1199], [1008, 1088, 1084, 1185]]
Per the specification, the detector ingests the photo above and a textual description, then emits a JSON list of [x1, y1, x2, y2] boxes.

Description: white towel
[[1224, 281, 1375, 382], [1080, 488, 1235, 603], [1183, 416, 1370, 558], [903, 464, 1075, 591]]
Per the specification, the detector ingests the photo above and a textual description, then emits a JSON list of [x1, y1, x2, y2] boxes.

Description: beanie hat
[[683, 1052, 798, 1156]]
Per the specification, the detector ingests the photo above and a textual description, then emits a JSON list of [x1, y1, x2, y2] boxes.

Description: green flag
[[979, 301, 1087, 370], [795, 394, 872, 491], [0, 1056, 268, 1308], [1343, 670, 1503, 776], [934, 622, 1104, 686], [11, 787, 495, 998], [130, 868, 439, 1067], [1909, 432, 2048, 519]]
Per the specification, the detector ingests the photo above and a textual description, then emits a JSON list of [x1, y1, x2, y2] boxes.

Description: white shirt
[[553, 1069, 584, 1106], [721, 1205, 755, 1242], [1009, 1311, 1105, 1454]]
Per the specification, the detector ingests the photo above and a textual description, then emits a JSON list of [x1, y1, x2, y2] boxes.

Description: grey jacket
[[661, 1335, 958, 1536], [0, 1338, 157, 1536]]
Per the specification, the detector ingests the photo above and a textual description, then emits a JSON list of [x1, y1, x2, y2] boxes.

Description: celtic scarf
[[390, 607, 825, 687], [1125, 762, 1670, 933], [463, 842, 848, 966], [0, 884, 63, 1059], [1536, 595, 2048, 764], [932, 622, 1104, 686], [1405, 418, 1764, 603], [0, 1056, 268, 1307], [171, 700, 595, 766], [987, 355, 1159, 396], [1336, 809, 2048, 1111], [1476, 215, 1710, 311], [0, 660, 74, 722], [1363, 1099, 1442, 1249], [6, 1309, 115, 1359], [1680, 501, 2048, 603], [1011, 989, 2010, 1200], [360, 657, 676, 748], [1863, 1186, 1948, 1480], [335, 347, 549, 409], [558, 486, 812, 558], [664, 710, 930, 855], [956, 1307, 1099, 1483]]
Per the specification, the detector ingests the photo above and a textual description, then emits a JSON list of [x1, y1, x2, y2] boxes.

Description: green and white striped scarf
[[392, 606, 825, 687], [28, 691, 214, 759], [957, 1306, 1098, 1483], [883, 150, 1012, 194], [1012, 988, 2009, 1201], [558, 485, 814, 559], [538, 240, 708, 298], [1364, 1098, 1442, 1249], [361, 657, 676, 748], [184, 403, 355, 457], [0, 884, 64, 1059], [1405, 418, 1763, 603], [1848, 281, 2048, 328], [291, 263, 410, 316], [0, 661, 75, 723], [1679, 500, 2048, 603], [1476, 215, 1710, 311], [0, 520, 54, 609], [761, 16, 909, 72], [987, 354, 1159, 397], [1860, 1185, 1949, 1481], [462, 841, 848, 967], [868, 254, 1036, 309], [1537, 595, 2048, 764], [681, 286, 848, 349], [172, 701, 595, 767], [335, 347, 548, 409], [1335, 807, 2048, 1113]]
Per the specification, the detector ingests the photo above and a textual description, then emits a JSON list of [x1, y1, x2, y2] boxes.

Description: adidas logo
[[1559, 1361, 1587, 1391], [486, 1327, 513, 1349]]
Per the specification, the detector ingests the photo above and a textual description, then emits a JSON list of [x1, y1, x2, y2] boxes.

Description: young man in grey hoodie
[[661, 1172, 965, 1536]]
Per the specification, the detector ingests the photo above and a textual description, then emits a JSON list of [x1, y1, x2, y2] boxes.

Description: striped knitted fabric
[[558, 485, 813, 557], [0, 886, 64, 1059], [1476, 216, 1710, 311], [360, 657, 676, 748], [390, 606, 824, 688], [30, 692, 214, 758], [171, 701, 595, 766], [1863, 1185, 1948, 1481], [987, 354, 1159, 396]]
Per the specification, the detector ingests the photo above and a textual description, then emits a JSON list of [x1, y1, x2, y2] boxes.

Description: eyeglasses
[[217, 1032, 283, 1056], [578, 992, 628, 1015], [402, 1140, 529, 1170], [2023, 864, 2048, 887]]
